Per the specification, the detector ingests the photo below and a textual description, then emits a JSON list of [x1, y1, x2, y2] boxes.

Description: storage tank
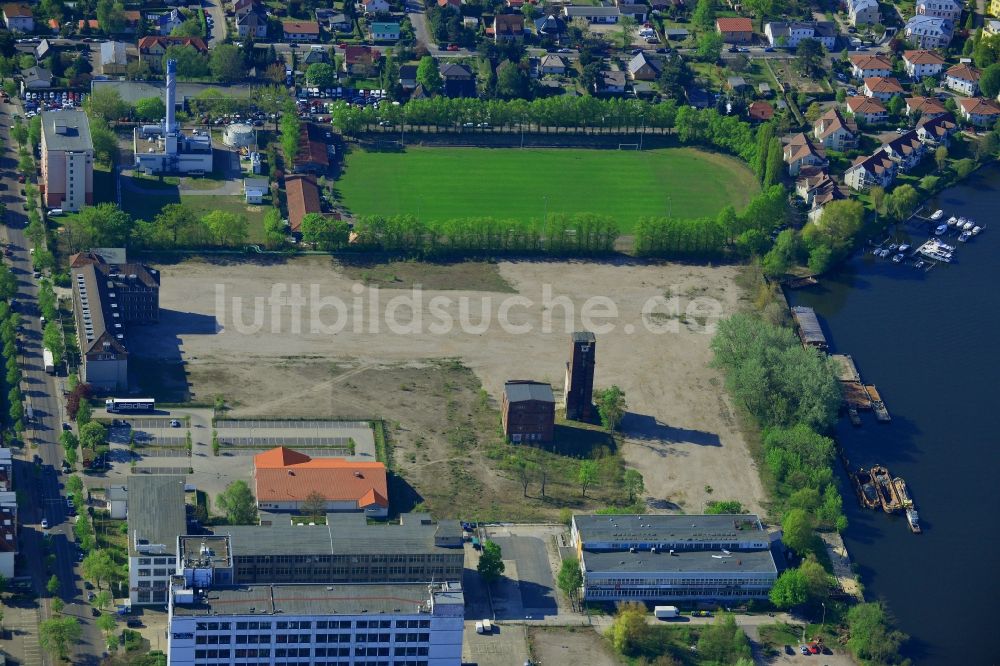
[[223, 123, 255, 148]]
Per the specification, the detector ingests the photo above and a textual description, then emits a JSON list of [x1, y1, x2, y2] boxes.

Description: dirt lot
[[144, 256, 767, 519], [528, 626, 622, 666]]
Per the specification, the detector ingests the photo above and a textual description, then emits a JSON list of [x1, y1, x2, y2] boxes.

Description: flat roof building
[[571, 514, 778, 602], [127, 474, 187, 605], [0, 490, 16, 578], [167, 581, 464, 666], [40, 109, 93, 212]]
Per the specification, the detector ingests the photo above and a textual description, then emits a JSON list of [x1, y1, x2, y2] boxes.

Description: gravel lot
[[145, 256, 767, 516]]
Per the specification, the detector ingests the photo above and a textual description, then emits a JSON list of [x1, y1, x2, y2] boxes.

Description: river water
[[787, 167, 1000, 665]]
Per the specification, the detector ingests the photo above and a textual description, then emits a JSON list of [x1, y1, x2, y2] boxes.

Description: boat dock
[[830, 354, 861, 383], [783, 275, 819, 289], [865, 385, 891, 422]]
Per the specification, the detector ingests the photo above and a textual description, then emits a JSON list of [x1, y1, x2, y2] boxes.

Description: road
[[0, 99, 104, 663], [202, 0, 227, 49]]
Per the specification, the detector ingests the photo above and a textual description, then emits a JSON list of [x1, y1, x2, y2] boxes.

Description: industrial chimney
[[165, 58, 177, 133]]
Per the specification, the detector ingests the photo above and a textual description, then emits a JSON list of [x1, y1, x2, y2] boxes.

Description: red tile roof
[[958, 97, 1000, 115], [284, 174, 321, 233], [253, 447, 388, 508], [946, 63, 980, 81], [138, 36, 208, 53], [849, 54, 892, 70], [748, 101, 774, 121], [283, 20, 320, 35], [903, 49, 945, 65], [716, 17, 752, 32], [864, 76, 904, 94], [847, 95, 887, 115]]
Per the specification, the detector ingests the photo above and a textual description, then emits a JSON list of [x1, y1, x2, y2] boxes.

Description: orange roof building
[[253, 446, 389, 517]]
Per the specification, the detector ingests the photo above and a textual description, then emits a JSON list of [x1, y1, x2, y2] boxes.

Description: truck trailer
[[43, 348, 54, 374], [654, 606, 679, 619]]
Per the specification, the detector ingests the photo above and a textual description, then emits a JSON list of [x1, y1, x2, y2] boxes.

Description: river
[[788, 167, 1000, 666]]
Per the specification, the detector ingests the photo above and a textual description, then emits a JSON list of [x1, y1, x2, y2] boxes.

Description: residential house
[[849, 53, 892, 79], [283, 20, 320, 41], [916, 111, 958, 146], [795, 167, 849, 221], [285, 174, 321, 234], [540, 54, 567, 75], [369, 21, 400, 41], [628, 52, 661, 81], [441, 62, 476, 97], [748, 100, 774, 122], [595, 70, 627, 94], [783, 133, 827, 175], [233, 0, 262, 17], [863, 76, 904, 101], [399, 64, 418, 90], [617, 3, 649, 21], [563, 5, 621, 22], [360, 0, 391, 13], [243, 177, 268, 204], [121, 10, 142, 33], [493, 14, 525, 42], [847, 95, 889, 123], [156, 8, 185, 35], [2, 3, 33, 32], [987, 18, 1000, 35], [847, 0, 880, 26], [316, 8, 352, 33], [728, 76, 750, 92], [302, 45, 330, 65], [958, 97, 1000, 125], [21, 66, 52, 91], [844, 150, 897, 190], [813, 107, 857, 151], [763, 21, 837, 48], [99, 41, 130, 76], [916, 0, 962, 21], [902, 50, 946, 78], [906, 95, 948, 117], [945, 63, 980, 95], [533, 14, 565, 39], [77, 19, 100, 31], [716, 17, 754, 43], [236, 8, 268, 38], [138, 36, 207, 72], [342, 45, 381, 77], [882, 130, 927, 171], [501, 381, 556, 443], [253, 446, 389, 518], [904, 15, 953, 49]]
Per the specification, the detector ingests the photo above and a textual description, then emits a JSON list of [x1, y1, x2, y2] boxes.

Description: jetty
[[865, 385, 891, 422]]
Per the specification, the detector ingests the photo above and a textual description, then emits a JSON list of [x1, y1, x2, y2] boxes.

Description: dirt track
[[147, 256, 767, 516]]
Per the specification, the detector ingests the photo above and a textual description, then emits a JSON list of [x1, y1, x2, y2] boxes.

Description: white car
[[41, 518, 49, 529]]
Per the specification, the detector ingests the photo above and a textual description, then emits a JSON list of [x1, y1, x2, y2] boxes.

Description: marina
[[870, 207, 989, 270]]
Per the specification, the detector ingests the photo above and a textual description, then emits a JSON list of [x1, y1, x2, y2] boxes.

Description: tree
[[477, 540, 505, 584], [696, 31, 724, 63], [935, 145, 948, 170], [28, 114, 41, 147], [163, 44, 210, 79], [623, 469, 644, 504], [887, 93, 905, 117], [79, 421, 108, 450], [577, 460, 598, 497], [769, 567, 808, 607], [595, 385, 627, 436], [982, 63, 1000, 98], [210, 44, 246, 83], [697, 614, 751, 664], [506, 455, 537, 496], [416, 56, 442, 95], [97, 611, 117, 636], [886, 183, 919, 221], [781, 508, 816, 554], [85, 86, 129, 123], [216, 480, 258, 524], [762, 136, 783, 187], [172, 17, 205, 38], [47, 574, 61, 596], [847, 602, 907, 664], [43, 321, 65, 366], [556, 558, 583, 607], [307, 62, 338, 87], [39, 617, 81, 660], [706, 499, 745, 514], [299, 491, 327, 522], [762, 228, 798, 277], [202, 210, 248, 247], [799, 555, 833, 600], [90, 122, 120, 165], [300, 213, 349, 250], [9, 121, 26, 147], [133, 96, 166, 122], [262, 208, 286, 248], [608, 602, 648, 655], [692, 0, 716, 31], [495, 60, 529, 100], [795, 38, 824, 78], [618, 16, 638, 50], [96, 0, 125, 33], [82, 549, 118, 590]]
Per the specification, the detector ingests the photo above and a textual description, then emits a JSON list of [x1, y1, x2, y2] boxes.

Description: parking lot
[[214, 419, 376, 460]]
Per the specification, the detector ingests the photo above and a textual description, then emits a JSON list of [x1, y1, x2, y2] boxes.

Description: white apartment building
[[167, 582, 465, 666], [40, 110, 94, 212]]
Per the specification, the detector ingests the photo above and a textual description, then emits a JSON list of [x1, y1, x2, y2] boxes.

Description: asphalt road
[[0, 99, 104, 663], [202, 0, 227, 49]]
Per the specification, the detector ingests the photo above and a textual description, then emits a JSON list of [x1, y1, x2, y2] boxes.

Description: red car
[[17, 174, 25, 183], [447, 44, 460, 51]]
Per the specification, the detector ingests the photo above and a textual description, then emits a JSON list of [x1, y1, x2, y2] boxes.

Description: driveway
[[489, 535, 558, 617], [408, 7, 438, 52]]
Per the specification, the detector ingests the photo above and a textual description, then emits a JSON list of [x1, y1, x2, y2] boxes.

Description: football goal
[[618, 143, 640, 150]]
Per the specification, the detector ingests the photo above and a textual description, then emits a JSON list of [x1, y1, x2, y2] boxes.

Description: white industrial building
[[571, 514, 779, 602], [167, 581, 464, 666], [133, 59, 213, 175], [127, 475, 187, 606]]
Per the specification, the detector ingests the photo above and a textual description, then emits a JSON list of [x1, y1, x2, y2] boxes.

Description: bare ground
[[527, 626, 623, 666], [145, 256, 767, 518]]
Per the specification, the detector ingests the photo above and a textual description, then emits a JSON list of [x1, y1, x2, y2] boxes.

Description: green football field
[[336, 146, 759, 232]]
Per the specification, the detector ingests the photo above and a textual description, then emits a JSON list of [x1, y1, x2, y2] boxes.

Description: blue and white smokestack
[[165, 59, 177, 133]]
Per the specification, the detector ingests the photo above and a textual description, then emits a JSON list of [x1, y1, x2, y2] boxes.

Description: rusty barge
[[870, 465, 903, 513]]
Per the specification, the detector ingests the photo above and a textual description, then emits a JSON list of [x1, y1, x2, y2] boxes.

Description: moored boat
[[963, 221, 974, 231], [959, 231, 971, 242], [972, 225, 983, 235], [849, 407, 861, 426], [870, 465, 903, 513], [892, 253, 904, 263], [906, 508, 922, 534], [898, 243, 910, 252], [930, 209, 944, 220], [893, 477, 913, 508], [934, 224, 948, 235], [947, 216, 959, 226]]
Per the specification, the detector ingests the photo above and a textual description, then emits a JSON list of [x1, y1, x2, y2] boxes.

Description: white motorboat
[[888, 243, 898, 251], [917, 239, 954, 263], [892, 253, 904, 263], [962, 221, 974, 231], [958, 231, 971, 242], [972, 226, 982, 235], [946, 216, 958, 226], [930, 209, 944, 220], [914, 260, 926, 269], [934, 224, 948, 235], [898, 243, 910, 252]]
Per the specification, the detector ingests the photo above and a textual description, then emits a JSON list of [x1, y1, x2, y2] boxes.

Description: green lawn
[[336, 146, 758, 232]]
